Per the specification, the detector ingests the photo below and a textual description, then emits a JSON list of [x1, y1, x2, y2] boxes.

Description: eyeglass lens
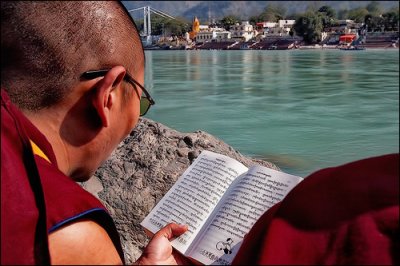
[[140, 97, 151, 116]]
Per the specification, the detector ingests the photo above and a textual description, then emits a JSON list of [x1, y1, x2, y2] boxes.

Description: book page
[[188, 165, 302, 265], [140, 150, 248, 255]]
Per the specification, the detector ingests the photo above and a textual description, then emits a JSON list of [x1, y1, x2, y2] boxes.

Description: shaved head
[[1, 1, 144, 110]]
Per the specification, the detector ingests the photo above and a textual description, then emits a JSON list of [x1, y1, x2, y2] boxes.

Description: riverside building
[[230, 21, 255, 42], [195, 27, 231, 43]]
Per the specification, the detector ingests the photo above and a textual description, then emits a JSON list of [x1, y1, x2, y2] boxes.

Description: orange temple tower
[[189, 16, 200, 40]]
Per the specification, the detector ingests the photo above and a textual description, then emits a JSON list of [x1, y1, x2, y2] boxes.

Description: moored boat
[[339, 45, 366, 51]]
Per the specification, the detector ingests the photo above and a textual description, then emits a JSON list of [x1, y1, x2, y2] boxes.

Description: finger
[[155, 223, 188, 240]]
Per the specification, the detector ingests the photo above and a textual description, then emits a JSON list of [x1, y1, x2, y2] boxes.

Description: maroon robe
[[1, 89, 125, 264], [233, 153, 399, 265]]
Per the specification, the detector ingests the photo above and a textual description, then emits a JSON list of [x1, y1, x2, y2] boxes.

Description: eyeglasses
[[81, 69, 155, 116]]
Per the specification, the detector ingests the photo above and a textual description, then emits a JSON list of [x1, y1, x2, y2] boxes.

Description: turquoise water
[[144, 49, 399, 177]]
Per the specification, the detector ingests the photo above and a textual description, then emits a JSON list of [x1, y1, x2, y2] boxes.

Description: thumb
[[155, 223, 188, 240]]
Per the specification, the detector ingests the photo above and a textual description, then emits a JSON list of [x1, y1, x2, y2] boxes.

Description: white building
[[230, 21, 255, 42], [278, 20, 295, 34], [256, 20, 295, 38], [195, 27, 231, 43], [256, 22, 277, 32], [196, 31, 213, 43], [199, 25, 209, 31], [214, 31, 231, 42]]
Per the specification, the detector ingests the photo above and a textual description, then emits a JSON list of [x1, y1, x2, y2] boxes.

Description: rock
[[188, 150, 199, 163], [82, 118, 279, 264]]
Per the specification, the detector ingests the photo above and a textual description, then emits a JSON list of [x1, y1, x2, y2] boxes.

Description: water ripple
[[145, 50, 399, 177]]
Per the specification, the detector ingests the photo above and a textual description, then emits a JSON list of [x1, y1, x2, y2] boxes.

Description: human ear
[[91, 66, 126, 127]]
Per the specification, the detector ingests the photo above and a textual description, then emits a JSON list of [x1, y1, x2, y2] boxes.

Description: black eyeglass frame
[[81, 69, 155, 116]]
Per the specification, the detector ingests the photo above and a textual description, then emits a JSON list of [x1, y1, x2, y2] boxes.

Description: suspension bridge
[[127, 6, 177, 46]]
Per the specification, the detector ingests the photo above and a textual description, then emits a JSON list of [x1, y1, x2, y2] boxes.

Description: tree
[[139, 15, 190, 37], [166, 17, 191, 36], [151, 16, 166, 36], [337, 9, 349, 20], [293, 12, 323, 44], [220, 15, 240, 30], [258, 3, 286, 22], [382, 11, 399, 31], [347, 7, 369, 23], [363, 4, 399, 33], [318, 5, 336, 19], [249, 15, 260, 25], [285, 13, 299, 20], [366, 1, 383, 16], [365, 14, 386, 32], [318, 5, 336, 28]]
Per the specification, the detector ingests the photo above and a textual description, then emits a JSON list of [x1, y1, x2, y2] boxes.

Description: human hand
[[135, 223, 193, 265]]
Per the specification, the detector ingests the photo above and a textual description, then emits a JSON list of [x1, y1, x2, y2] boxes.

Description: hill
[[123, 1, 399, 23]]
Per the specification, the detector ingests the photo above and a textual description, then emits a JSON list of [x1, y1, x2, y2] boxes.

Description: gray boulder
[[82, 118, 279, 264]]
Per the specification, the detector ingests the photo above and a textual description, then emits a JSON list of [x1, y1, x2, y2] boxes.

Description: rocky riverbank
[[81, 118, 278, 264]]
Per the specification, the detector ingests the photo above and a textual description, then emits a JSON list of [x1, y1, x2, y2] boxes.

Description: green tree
[[365, 14, 386, 32], [337, 9, 349, 20], [366, 1, 383, 16], [141, 15, 190, 37], [166, 17, 190, 36], [249, 15, 259, 25], [363, 3, 399, 32], [347, 7, 369, 23], [220, 15, 240, 30], [293, 12, 323, 44], [318, 5, 336, 19], [151, 16, 166, 36], [382, 11, 399, 31], [318, 5, 336, 28], [285, 13, 299, 20], [258, 3, 286, 22]]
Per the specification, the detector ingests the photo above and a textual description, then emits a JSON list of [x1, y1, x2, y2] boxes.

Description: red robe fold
[[1, 89, 125, 264], [233, 153, 399, 265]]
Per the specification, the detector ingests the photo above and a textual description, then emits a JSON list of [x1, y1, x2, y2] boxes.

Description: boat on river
[[339, 45, 366, 51], [338, 34, 366, 50]]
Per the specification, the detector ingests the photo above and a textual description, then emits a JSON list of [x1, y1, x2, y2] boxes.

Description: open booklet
[[140, 150, 303, 265]]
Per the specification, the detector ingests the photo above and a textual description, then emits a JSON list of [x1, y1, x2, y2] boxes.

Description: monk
[[1, 1, 189, 264]]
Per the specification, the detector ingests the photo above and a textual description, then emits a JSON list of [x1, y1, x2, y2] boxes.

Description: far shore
[[144, 42, 399, 51], [144, 46, 399, 51]]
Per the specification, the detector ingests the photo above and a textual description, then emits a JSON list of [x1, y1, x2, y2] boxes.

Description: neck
[[23, 108, 73, 178]]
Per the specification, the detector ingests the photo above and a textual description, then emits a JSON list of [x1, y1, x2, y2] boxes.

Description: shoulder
[[48, 220, 123, 265]]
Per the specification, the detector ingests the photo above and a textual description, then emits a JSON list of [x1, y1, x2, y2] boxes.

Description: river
[[143, 49, 399, 177]]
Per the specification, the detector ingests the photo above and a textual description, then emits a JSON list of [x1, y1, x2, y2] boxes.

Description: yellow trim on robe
[[30, 140, 51, 163]]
